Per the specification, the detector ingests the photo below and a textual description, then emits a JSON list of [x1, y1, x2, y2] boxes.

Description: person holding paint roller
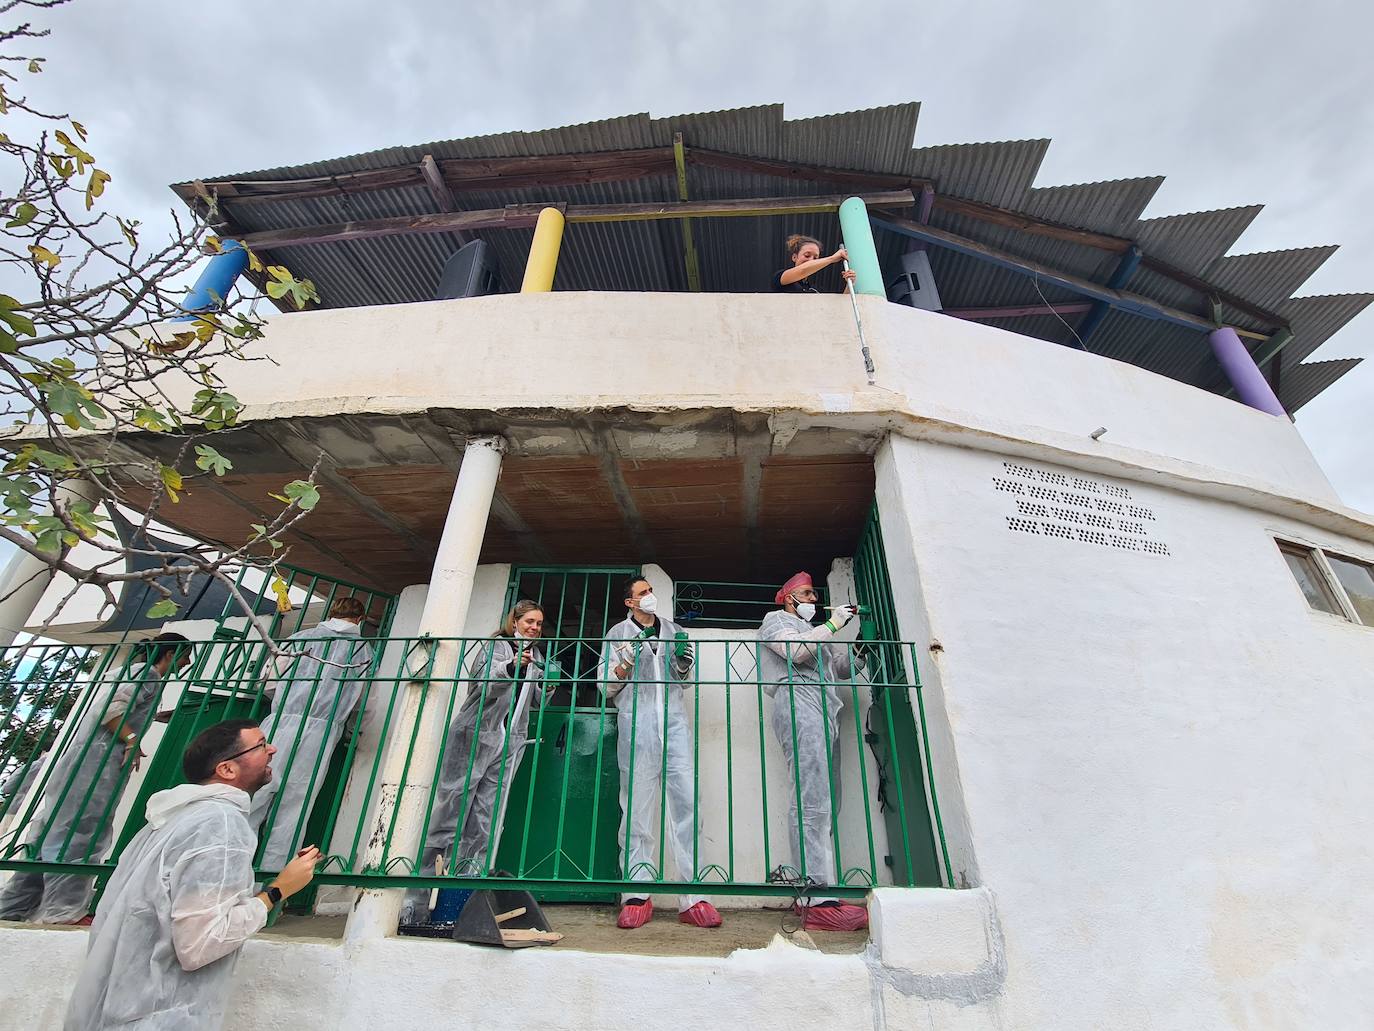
[[600, 576, 722, 930], [772, 234, 858, 293], [757, 571, 869, 932]]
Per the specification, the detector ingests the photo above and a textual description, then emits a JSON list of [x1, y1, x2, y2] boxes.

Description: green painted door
[[495, 566, 635, 901], [852, 503, 944, 888]]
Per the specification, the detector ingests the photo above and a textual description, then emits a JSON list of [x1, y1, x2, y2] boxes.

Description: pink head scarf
[[775, 571, 814, 606]]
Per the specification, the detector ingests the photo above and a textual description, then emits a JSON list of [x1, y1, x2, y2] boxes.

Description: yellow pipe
[[520, 207, 565, 293]]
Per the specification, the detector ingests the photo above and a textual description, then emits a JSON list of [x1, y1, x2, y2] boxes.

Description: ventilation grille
[[996, 460, 1171, 557]]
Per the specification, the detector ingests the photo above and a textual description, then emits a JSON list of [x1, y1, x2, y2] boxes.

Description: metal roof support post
[[343, 435, 507, 944], [1208, 326, 1286, 417], [1073, 245, 1143, 351], [175, 239, 249, 320], [520, 207, 565, 293]]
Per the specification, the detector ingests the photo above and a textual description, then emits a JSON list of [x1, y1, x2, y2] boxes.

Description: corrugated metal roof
[[178, 103, 1365, 409]]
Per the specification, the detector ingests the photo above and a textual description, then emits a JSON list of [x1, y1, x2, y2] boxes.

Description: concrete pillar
[[177, 239, 249, 319], [520, 207, 565, 293], [343, 435, 506, 943], [0, 479, 98, 646], [1208, 326, 1286, 417]]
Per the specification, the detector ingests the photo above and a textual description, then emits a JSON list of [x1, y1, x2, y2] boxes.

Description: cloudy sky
[[11, 0, 1373, 509]]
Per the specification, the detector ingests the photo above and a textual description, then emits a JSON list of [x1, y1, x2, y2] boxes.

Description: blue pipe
[[1074, 245, 1143, 349], [176, 240, 249, 320]]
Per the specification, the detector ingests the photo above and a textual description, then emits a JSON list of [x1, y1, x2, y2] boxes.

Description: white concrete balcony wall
[[166, 291, 1348, 515]]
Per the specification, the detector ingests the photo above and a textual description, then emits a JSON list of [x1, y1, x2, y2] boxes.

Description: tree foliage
[[0, 1, 323, 643]]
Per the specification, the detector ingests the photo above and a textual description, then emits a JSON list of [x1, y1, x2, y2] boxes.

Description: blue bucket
[[430, 888, 474, 924]]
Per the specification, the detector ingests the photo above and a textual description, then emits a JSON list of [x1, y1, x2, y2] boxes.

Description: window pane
[[1327, 554, 1374, 625], [1279, 546, 1342, 616]]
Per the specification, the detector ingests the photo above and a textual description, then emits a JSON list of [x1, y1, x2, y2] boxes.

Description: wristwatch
[[263, 885, 283, 907]]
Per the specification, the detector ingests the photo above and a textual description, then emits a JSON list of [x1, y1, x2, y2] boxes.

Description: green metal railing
[[1, 630, 950, 909]]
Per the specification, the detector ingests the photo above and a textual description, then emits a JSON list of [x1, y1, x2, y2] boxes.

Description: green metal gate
[[852, 502, 950, 887]]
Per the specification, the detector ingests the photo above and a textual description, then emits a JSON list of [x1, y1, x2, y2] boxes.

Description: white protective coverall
[[246, 618, 374, 871], [62, 782, 268, 1031], [400, 634, 548, 922], [757, 609, 856, 898], [599, 615, 705, 910], [0, 662, 167, 924]]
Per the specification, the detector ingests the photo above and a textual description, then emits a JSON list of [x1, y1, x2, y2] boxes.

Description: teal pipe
[[838, 197, 884, 297]]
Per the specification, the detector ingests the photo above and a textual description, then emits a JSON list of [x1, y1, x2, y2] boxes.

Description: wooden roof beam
[[872, 212, 1268, 341], [233, 191, 915, 251]]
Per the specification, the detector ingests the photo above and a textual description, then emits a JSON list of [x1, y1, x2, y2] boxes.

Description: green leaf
[[194, 444, 231, 476], [66, 501, 107, 540], [282, 480, 320, 511], [133, 407, 172, 432], [5, 202, 38, 229], [264, 266, 319, 310], [249, 523, 268, 537], [146, 599, 178, 619], [27, 59, 42, 74], [189, 389, 240, 431], [0, 295, 36, 337]]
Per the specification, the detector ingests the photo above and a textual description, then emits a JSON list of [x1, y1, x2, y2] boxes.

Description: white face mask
[[637, 592, 658, 615], [794, 601, 816, 622]]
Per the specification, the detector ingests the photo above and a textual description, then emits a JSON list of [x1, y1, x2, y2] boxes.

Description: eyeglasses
[[219, 739, 268, 764]]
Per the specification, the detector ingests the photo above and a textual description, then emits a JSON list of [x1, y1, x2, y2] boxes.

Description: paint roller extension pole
[[838, 196, 884, 385]]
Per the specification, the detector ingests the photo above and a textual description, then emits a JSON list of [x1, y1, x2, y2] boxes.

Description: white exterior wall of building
[[875, 432, 1374, 1029]]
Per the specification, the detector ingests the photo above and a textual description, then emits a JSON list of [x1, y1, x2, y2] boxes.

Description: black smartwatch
[[263, 885, 283, 907]]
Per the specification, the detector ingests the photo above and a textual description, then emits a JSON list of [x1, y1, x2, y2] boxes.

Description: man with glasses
[[757, 571, 866, 932], [62, 720, 322, 1031]]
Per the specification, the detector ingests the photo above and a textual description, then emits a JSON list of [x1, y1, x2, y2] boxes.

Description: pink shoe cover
[[800, 902, 869, 932], [678, 901, 722, 927], [617, 899, 654, 929]]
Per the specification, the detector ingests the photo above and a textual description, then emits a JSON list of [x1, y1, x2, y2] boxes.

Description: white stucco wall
[[0, 887, 1005, 1031], [875, 433, 1374, 1029]]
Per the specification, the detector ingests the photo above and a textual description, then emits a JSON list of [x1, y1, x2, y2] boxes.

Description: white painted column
[[344, 436, 506, 943], [0, 479, 98, 647]]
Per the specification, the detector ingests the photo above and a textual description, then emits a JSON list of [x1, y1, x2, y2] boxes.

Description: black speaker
[[435, 239, 500, 300]]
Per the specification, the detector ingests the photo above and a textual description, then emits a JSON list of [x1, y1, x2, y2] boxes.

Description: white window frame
[[1275, 537, 1367, 626]]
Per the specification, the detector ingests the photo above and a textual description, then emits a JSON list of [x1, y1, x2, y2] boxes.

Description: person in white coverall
[[62, 719, 322, 1031], [400, 599, 553, 925], [247, 596, 374, 871], [600, 576, 721, 930], [0, 633, 191, 925], [757, 570, 868, 932]]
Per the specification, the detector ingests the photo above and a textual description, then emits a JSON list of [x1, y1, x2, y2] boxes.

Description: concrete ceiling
[[103, 408, 881, 593]]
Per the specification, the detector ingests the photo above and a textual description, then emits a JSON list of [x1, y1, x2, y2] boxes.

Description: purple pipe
[[1208, 326, 1286, 417]]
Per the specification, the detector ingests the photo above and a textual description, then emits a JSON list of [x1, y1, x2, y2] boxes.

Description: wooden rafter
[[233, 191, 915, 251]]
